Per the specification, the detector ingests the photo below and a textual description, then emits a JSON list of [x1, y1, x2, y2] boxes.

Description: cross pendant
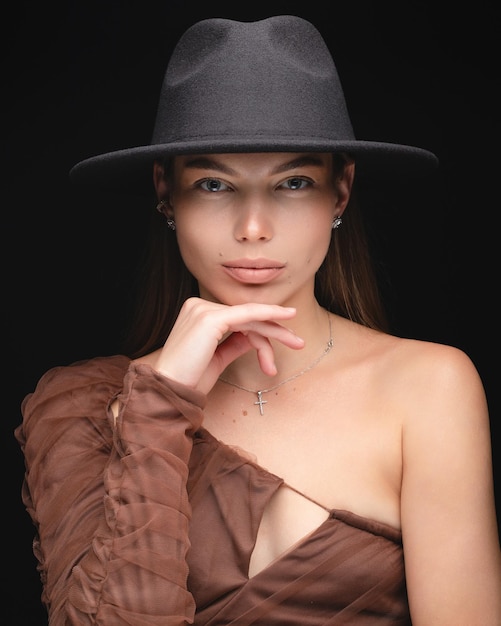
[[254, 391, 267, 415]]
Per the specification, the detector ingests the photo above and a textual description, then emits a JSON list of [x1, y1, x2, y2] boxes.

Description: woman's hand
[[146, 297, 305, 394]]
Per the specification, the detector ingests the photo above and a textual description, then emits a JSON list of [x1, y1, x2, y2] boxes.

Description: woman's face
[[155, 152, 353, 308]]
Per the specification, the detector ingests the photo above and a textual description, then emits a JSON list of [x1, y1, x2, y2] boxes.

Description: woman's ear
[[153, 161, 169, 199], [336, 162, 355, 212], [153, 161, 176, 222]]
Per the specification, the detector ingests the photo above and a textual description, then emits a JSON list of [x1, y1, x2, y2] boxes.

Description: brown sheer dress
[[15, 356, 411, 625]]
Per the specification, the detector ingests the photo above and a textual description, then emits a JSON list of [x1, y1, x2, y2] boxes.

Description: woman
[[15, 15, 501, 625]]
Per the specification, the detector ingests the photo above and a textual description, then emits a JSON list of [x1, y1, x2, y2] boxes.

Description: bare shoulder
[[384, 334, 487, 420], [393, 333, 480, 376], [337, 318, 489, 435], [339, 317, 484, 397], [345, 321, 487, 412], [387, 335, 491, 483]]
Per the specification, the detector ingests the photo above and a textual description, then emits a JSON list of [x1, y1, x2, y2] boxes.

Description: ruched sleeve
[[15, 355, 205, 625]]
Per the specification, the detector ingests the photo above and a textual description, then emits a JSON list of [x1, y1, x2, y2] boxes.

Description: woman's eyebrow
[[272, 155, 326, 174], [183, 157, 237, 175], [181, 154, 326, 176]]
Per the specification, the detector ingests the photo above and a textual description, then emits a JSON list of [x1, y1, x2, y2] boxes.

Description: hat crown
[[151, 16, 355, 147], [69, 15, 438, 190]]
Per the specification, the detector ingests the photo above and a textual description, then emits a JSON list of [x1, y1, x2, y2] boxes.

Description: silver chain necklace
[[218, 313, 333, 415]]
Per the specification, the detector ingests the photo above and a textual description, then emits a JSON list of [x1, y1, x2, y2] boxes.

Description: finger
[[214, 331, 278, 377], [202, 300, 300, 340], [245, 330, 277, 376], [202, 331, 276, 393], [240, 320, 305, 351], [214, 332, 254, 371], [197, 332, 255, 394]]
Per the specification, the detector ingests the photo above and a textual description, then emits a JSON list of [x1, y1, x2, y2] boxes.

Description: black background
[[4, 2, 499, 623]]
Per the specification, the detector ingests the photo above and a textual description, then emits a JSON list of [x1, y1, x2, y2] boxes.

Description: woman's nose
[[233, 194, 274, 242]]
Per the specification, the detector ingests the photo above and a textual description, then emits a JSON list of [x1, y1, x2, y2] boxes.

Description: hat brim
[[69, 138, 439, 194]]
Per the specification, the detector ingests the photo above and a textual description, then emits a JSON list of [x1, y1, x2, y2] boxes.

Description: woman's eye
[[282, 177, 310, 190], [199, 178, 229, 192]]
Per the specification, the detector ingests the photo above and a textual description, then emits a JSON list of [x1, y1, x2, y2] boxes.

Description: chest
[[203, 375, 403, 528]]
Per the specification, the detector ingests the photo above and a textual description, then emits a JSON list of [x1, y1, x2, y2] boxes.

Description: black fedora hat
[[69, 15, 438, 192]]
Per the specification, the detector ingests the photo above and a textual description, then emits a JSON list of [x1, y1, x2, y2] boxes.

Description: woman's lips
[[222, 259, 285, 284]]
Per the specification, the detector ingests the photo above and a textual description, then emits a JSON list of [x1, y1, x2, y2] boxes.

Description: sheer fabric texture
[[16, 355, 411, 624]]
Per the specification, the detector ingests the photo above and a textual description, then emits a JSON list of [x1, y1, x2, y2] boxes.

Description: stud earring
[[332, 216, 342, 230], [156, 200, 176, 230]]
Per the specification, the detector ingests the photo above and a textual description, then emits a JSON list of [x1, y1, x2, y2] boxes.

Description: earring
[[332, 216, 342, 230], [156, 199, 168, 213], [156, 200, 176, 230]]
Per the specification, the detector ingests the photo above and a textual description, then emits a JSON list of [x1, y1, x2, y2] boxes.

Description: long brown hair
[[122, 156, 388, 358]]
